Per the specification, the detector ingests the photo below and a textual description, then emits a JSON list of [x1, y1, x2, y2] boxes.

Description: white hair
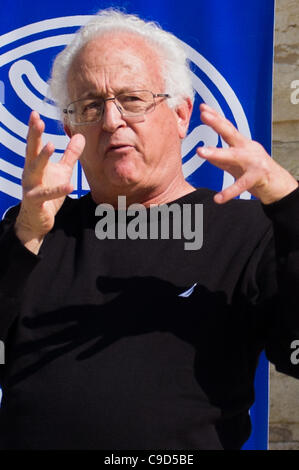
[[48, 8, 194, 118]]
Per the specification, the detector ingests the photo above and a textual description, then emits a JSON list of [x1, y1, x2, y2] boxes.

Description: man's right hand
[[14, 111, 85, 255]]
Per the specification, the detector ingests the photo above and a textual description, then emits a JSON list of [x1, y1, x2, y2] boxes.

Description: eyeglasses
[[63, 90, 171, 125]]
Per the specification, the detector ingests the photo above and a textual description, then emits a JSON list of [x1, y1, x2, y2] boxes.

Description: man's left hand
[[197, 103, 299, 204]]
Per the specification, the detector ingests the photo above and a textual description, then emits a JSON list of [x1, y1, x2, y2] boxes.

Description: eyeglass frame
[[63, 90, 171, 125]]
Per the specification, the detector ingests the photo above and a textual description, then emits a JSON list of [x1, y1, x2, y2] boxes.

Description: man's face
[[66, 33, 191, 203]]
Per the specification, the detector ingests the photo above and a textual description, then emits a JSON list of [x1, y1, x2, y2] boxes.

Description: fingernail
[[202, 103, 215, 113], [199, 147, 212, 156], [201, 111, 215, 121], [215, 193, 223, 203]]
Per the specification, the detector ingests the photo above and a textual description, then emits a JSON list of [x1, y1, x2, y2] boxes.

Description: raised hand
[[197, 103, 298, 204], [15, 111, 85, 254]]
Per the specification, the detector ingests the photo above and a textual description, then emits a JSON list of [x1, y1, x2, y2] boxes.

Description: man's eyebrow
[[78, 91, 102, 100], [78, 87, 147, 100]]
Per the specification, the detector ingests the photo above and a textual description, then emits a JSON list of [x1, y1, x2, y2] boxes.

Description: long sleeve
[[0, 206, 40, 341], [261, 186, 299, 378]]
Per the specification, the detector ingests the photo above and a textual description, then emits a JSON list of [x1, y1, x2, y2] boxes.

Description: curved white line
[[0, 16, 93, 48], [182, 126, 202, 157], [182, 70, 225, 179], [1, 204, 17, 220], [190, 73, 228, 150], [190, 72, 224, 116], [182, 124, 219, 158], [11, 60, 49, 96], [9, 61, 60, 120], [182, 154, 205, 178], [0, 176, 22, 200], [182, 123, 219, 178], [186, 46, 252, 199], [0, 16, 252, 200], [0, 158, 22, 179], [0, 125, 27, 156], [0, 132, 78, 201], [182, 41, 251, 140], [0, 104, 69, 149], [0, 125, 64, 159], [0, 34, 74, 67]]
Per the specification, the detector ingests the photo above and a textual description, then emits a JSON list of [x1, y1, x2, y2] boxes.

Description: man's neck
[[90, 175, 196, 208]]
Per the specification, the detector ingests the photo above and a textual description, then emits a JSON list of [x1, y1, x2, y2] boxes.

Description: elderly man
[[0, 9, 298, 450]]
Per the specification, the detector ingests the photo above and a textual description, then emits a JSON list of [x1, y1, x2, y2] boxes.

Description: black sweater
[[0, 187, 298, 450]]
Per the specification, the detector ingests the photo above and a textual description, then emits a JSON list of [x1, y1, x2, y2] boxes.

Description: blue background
[[0, 0, 274, 449]]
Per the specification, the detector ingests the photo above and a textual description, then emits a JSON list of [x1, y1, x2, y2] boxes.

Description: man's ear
[[174, 98, 193, 139]]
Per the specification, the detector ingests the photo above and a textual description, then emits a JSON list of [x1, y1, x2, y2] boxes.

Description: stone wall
[[273, 0, 299, 180], [269, 0, 299, 450]]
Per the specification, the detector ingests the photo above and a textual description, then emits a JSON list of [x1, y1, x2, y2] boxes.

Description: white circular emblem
[[0, 16, 251, 203]]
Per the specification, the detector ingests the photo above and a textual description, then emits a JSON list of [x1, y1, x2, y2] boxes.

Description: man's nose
[[101, 99, 126, 132]]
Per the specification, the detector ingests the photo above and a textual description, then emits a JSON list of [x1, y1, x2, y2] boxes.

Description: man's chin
[[106, 160, 143, 188], [104, 171, 140, 191]]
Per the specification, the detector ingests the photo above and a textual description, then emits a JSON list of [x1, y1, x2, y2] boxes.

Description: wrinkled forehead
[[67, 32, 164, 98]]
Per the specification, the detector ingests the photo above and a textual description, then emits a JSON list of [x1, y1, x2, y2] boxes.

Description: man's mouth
[[106, 144, 134, 153]]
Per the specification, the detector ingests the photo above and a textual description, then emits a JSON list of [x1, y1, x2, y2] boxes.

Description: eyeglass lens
[[68, 91, 156, 123]]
